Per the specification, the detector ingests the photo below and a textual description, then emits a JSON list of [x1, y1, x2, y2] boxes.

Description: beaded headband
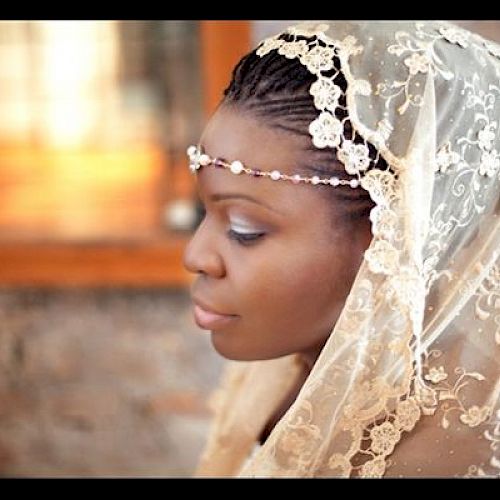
[[186, 145, 361, 189]]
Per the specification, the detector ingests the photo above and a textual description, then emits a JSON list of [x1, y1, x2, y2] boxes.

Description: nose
[[182, 216, 225, 279]]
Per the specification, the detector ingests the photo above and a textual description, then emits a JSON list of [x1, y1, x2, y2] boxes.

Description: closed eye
[[195, 202, 267, 246], [227, 229, 265, 246]]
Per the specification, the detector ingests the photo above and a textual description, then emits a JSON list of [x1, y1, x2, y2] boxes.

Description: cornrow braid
[[222, 38, 386, 232]]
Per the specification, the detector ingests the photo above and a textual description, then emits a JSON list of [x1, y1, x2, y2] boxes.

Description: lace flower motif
[[338, 35, 363, 57], [278, 40, 308, 59], [478, 124, 497, 151], [360, 169, 397, 207], [370, 421, 401, 455], [327, 453, 351, 475], [460, 405, 491, 428], [287, 22, 329, 38], [309, 77, 342, 112], [479, 150, 500, 177], [360, 457, 386, 478], [435, 142, 460, 174], [415, 384, 438, 415], [256, 37, 285, 57], [404, 53, 431, 75], [369, 205, 398, 239], [280, 424, 321, 455], [424, 366, 448, 384], [364, 239, 399, 275], [384, 265, 424, 309], [300, 46, 336, 74], [439, 26, 469, 48], [337, 140, 371, 175], [280, 431, 305, 454], [309, 112, 343, 148], [352, 79, 372, 96], [484, 261, 500, 288], [394, 397, 421, 432]]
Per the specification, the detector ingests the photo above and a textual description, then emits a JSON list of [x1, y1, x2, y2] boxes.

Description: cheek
[[280, 258, 351, 323], [233, 244, 353, 330], [214, 234, 365, 360]]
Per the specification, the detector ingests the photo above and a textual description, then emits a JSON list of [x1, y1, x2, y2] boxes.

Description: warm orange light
[[37, 21, 119, 148], [0, 146, 166, 242]]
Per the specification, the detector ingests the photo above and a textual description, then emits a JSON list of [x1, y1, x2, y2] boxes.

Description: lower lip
[[193, 304, 239, 330]]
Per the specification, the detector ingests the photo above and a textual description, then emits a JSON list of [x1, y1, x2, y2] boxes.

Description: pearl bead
[[230, 161, 244, 174], [199, 154, 211, 166], [311, 175, 320, 185], [187, 145, 197, 157], [350, 179, 359, 188], [270, 170, 281, 180], [329, 176, 340, 186], [189, 163, 196, 173], [291, 174, 302, 184]]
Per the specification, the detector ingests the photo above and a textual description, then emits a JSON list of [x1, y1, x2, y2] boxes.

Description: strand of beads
[[187, 145, 360, 188]]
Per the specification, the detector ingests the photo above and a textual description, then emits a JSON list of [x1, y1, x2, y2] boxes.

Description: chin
[[210, 332, 251, 360], [210, 330, 292, 362]]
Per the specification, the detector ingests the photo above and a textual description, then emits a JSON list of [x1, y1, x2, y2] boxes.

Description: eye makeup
[[227, 214, 267, 246], [228, 214, 264, 235]]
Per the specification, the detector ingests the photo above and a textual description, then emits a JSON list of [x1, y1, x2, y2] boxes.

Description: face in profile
[[183, 104, 373, 362]]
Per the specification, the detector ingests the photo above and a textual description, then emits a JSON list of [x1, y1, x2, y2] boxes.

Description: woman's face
[[183, 105, 373, 362]]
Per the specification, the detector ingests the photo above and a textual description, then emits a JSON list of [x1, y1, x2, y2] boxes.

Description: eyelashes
[[196, 204, 267, 246], [227, 229, 266, 246]]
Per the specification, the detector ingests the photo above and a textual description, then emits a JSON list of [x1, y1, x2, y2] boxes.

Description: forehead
[[194, 105, 327, 214], [200, 105, 311, 177], [194, 106, 344, 233]]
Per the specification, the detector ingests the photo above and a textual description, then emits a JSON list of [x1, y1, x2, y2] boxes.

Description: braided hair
[[221, 38, 382, 231]]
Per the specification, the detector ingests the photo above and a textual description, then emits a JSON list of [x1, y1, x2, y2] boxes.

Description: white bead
[[350, 179, 359, 188], [187, 145, 197, 157], [329, 176, 340, 186], [311, 175, 320, 185], [292, 174, 302, 184], [230, 161, 244, 174], [199, 154, 211, 166], [270, 170, 281, 180], [189, 163, 196, 173]]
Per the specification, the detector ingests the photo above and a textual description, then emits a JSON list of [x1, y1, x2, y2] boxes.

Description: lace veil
[[194, 21, 500, 477]]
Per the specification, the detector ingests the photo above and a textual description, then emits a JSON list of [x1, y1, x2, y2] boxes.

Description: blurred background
[[0, 20, 498, 477]]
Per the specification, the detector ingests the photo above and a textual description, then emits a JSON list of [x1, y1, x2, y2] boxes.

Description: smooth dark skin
[[183, 104, 373, 439]]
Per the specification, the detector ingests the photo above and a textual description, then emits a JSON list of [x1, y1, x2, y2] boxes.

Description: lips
[[193, 297, 235, 317], [192, 298, 239, 330]]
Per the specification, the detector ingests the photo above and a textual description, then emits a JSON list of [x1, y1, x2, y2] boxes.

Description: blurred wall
[[0, 20, 246, 478], [0, 287, 223, 476]]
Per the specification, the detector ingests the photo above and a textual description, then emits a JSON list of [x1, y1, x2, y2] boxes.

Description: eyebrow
[[197, 143, 283, 214], [208, 193, 283, 215]]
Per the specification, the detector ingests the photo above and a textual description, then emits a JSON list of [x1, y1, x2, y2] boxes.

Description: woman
[[182, 21, 500, 477]]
